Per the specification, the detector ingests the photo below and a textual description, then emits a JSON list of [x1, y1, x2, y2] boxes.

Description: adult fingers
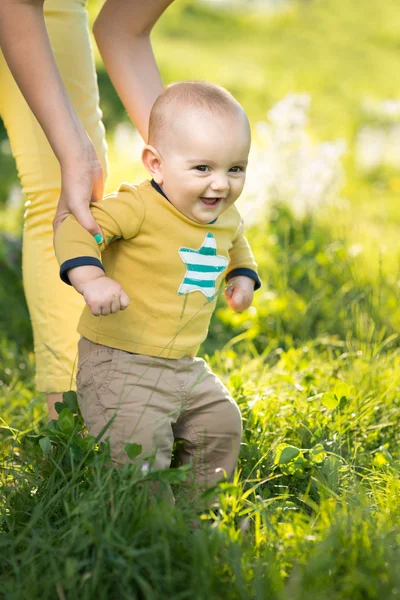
[[53, 186, 103, 238], [54, 154, 104, 235], [72, 202, 103, 238], [53, 200, 70, 234]]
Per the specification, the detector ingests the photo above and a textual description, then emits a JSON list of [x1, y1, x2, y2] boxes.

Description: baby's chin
[[191, 208, 223, 224], [191, 199, 227, 223]]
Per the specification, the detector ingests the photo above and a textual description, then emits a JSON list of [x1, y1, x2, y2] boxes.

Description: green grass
[[1, 331, 400, 598], [1, 0, 400, 596]]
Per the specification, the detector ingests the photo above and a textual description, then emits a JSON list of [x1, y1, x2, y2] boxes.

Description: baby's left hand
[[224, 276, 255, 313]]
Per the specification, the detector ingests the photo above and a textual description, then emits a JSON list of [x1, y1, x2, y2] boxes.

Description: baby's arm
[[225, 275, 256, 313], [68, 265, 129, 317], [225, 219, 261, 313], [54, 186, 145, 316]]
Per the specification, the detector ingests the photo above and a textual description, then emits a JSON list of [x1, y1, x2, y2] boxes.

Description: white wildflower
[[348, 244, 363, 258], [356, 98, 400, 172], [237, 93, 346, 222], [141, 461, 150, 474]]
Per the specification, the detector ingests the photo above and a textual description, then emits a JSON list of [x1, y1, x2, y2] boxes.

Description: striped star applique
[[178, 232, 228, 300]]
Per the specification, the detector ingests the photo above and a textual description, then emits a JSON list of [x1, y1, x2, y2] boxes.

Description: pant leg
[[0, 0, 108, 393], [172, 357, 243, 496], [76, 339, 180, 470]]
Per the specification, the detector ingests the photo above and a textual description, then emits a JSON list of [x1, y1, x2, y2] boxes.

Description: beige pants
[[0, 0, 108, 392], [77, 338, 242, 493]]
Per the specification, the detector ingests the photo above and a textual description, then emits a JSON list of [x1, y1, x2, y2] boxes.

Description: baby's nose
[[210, 174, 229, 192]]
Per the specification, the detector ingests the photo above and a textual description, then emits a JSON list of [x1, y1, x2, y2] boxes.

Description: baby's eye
[[195, 165, 210, 172], [229, 166, 245, 173]]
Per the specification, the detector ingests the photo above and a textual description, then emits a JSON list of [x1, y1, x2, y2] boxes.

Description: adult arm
[[94, 0, 175, 143], [0, 0, 104, 235]]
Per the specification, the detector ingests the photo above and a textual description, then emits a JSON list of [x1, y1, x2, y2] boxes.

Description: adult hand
[[224, 276, 255, 313], [53, 142, 104, 236]]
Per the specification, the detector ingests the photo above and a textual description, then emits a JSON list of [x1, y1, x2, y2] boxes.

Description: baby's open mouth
[[200, 197, 221, 207]]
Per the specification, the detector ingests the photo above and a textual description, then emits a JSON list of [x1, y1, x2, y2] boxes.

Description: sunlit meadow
[[1, 1, 400, 598]]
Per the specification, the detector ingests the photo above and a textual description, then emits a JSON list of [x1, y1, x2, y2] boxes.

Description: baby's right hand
[[82, 276, 130, 316]]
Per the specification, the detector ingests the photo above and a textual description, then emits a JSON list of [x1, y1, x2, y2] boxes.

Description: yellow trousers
[[0, 0, 108, 392]]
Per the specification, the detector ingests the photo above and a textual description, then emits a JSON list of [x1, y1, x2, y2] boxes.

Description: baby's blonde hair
[[148, 81, 247, 146]]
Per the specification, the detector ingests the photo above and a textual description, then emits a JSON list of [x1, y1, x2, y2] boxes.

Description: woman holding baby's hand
[[0, 0, 173, 418]]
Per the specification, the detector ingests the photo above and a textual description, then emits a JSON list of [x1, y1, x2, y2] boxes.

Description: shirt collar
[[150, 178, 168, 200]]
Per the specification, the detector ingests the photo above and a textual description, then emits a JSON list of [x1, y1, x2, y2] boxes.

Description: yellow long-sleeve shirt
[[55, 179, 260, 359]]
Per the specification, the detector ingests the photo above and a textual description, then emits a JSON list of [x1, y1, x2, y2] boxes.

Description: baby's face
[[152, 108, 251, 224]]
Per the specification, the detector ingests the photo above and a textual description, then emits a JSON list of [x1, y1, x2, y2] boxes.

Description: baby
[[54, 81, 261, 498]]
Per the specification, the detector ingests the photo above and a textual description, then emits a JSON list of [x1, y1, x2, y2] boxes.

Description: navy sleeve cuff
[[60, 257, 105, 285], [226, 268, 261, 291]]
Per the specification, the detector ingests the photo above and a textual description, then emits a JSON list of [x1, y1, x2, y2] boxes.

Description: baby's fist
[[82, 276, 129, 316], [224, 276, 255, 312]]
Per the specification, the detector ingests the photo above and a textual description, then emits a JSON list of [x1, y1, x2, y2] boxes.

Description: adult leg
[[0, 0, 108, 409]]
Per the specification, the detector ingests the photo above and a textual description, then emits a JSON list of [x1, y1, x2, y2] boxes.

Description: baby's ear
[[142, 145, 163, 184]]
